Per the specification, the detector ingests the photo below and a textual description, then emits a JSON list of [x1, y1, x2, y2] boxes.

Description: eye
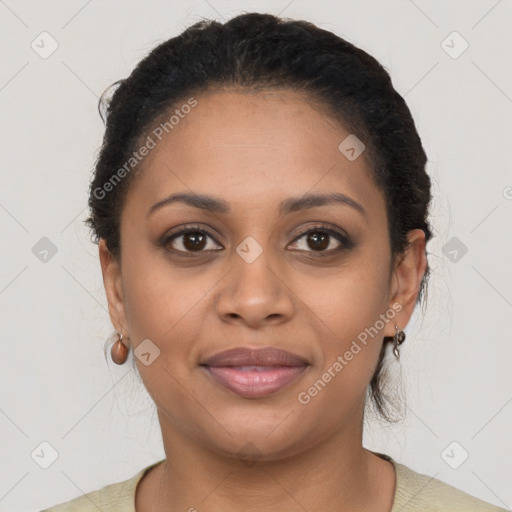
[[288, 225, 350, 254], [162, 226, 223, 254], [160, 223, 352, 256]]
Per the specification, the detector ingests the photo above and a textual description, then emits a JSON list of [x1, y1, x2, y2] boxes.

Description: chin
[[189, 405, 321, 462], [207, 432, 309, 463]]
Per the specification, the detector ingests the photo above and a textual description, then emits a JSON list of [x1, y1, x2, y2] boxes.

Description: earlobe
[[385, 229, 427, 336], [98, 239, 127, 335]]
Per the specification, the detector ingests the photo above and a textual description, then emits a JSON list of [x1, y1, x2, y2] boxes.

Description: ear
[[383, 229, 428, 338], [98, 238, 128, 337]]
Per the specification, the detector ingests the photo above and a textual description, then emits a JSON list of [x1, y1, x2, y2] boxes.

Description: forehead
[[123, 89, 384, 219]]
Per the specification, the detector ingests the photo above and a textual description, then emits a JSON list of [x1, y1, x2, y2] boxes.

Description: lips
[[202, 347, 308, 367], [200, 347, 309, 399]]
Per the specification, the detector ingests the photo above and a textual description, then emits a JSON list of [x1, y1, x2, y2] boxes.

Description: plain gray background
[[1, 1, 511, 511]]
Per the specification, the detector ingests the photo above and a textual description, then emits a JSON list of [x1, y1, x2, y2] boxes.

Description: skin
[[99, 88, 427, 512]]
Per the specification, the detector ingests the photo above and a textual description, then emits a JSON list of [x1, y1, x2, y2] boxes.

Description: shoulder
[[391, 458, 508, 512], [39, 460, 164, 512]]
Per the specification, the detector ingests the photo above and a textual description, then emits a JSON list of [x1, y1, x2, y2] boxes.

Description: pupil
[[308, 232, 328, 250], [184, 233, 206, 251]]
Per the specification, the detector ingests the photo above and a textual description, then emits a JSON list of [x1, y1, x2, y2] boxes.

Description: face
[[100, 89, 426, 460]]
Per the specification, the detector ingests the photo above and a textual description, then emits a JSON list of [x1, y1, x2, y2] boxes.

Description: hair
[[87, 12, 433, 423]]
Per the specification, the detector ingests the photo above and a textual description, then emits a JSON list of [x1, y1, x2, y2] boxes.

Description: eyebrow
[[147, 191, 365, 217]]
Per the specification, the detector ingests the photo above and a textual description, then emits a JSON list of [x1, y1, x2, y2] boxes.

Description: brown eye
[[182, 232, 207, 251], [288, 226, 351, 254], [163, 227, 223, 254], [305, 232, 330, 251]]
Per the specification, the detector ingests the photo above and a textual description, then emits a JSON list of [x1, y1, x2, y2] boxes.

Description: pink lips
[[201, 347, 309, 398]]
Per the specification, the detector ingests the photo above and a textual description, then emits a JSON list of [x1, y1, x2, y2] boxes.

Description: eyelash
[[160, 223, 352, 257]]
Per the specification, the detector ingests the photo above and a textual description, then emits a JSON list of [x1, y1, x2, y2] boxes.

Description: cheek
[[120, 246, 221, 360], [296, 252, 390, 336], [293, 250, 391, 390], [120, 250, 214, 403]]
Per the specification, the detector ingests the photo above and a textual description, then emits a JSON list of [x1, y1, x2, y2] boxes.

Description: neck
[[137, 411, 395, 512]]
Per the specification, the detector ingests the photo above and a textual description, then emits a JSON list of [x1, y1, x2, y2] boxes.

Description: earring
[[111, 332, 129, 365], [392, 325, 406, 360]]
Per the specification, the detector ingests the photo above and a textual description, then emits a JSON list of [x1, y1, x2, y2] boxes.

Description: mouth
[[200, 347, 310, 399]]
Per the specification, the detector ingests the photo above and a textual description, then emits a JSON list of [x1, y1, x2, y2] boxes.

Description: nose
[[215, 245, 296, 329]]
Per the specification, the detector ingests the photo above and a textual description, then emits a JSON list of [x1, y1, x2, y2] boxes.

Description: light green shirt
[[40, 452, 507, 511]]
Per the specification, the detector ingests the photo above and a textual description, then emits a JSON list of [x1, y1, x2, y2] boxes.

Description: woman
[[42, 12, 506, 512]]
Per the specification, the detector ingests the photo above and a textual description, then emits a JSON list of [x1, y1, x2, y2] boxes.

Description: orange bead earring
[[111, 332, 129, 365]]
